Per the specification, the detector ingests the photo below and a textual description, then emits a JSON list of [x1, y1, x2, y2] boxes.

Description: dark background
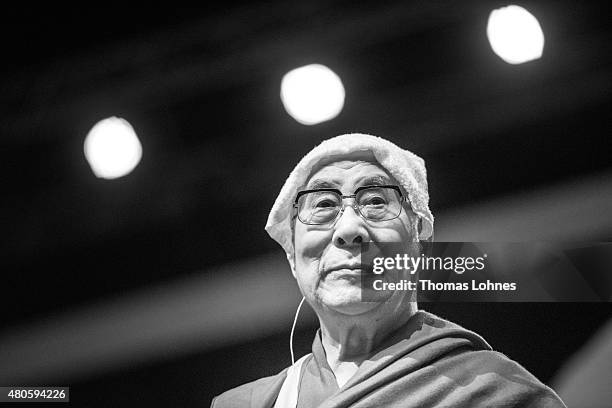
[[1, 1, 611, 406]]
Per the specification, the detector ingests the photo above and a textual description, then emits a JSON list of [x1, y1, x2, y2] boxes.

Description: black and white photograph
[[1, 2, 611, 407]]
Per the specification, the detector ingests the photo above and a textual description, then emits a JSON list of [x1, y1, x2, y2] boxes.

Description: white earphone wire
[[289, 296, 306, 365]]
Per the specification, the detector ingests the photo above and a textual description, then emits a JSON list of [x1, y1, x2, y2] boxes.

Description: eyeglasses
[[293, 185, 405, 225]]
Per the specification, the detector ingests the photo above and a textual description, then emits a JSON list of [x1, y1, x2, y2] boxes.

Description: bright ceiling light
[[84, 117, 143, 179], [487, 5, 545, 64], [280, 64, 345, 125]]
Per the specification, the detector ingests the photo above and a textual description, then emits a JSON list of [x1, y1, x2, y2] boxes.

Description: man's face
[[293, 159, 418, 317]]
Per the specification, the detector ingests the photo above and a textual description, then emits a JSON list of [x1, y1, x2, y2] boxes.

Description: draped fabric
[[212, 311, 567, 408], [296, 333, 338, 408]]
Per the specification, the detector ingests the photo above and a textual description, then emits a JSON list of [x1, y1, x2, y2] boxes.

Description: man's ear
[[421, 229, 434, 260], [416, 216, 434, 242], [289, 215, 298, 278], [288, 253, 297, 279], [417, 216, 434, 257]]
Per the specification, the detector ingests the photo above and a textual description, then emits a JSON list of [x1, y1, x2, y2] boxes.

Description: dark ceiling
[[2, 0, 611, 331]]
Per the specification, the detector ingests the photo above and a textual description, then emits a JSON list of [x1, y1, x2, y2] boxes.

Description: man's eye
[[315, 199, 337, 208], [363, 196, 386, 205]]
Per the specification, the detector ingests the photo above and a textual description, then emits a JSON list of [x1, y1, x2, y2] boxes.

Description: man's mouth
[[323, 265, 364, 278], [325, 269, 362, 282]]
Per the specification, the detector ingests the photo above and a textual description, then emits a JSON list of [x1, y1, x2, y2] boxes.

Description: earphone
[[289, 296, 306, 365]]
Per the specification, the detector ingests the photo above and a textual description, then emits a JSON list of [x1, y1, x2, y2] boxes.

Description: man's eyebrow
[[359, 175, 392, 186], [306, 179, 338, 189]]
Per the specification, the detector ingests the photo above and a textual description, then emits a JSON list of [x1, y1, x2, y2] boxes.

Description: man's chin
[[316, 282, 394, 316], [320, 294, 385, 316]]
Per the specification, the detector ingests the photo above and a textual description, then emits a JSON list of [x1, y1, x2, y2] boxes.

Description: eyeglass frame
[[292, 185, 406, 226]]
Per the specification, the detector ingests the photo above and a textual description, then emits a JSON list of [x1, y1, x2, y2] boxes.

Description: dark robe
[[211, 310, 566, 407]]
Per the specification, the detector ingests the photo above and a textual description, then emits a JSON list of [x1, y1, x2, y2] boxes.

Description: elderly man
[[212, 134, 566, 408]]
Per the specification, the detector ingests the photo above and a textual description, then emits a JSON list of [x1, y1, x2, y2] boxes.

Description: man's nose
[[332, 205, 368, 247]]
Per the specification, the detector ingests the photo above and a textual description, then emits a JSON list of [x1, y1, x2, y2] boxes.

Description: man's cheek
[[296, 233, 331, 261], [370, 228, 403, 243]]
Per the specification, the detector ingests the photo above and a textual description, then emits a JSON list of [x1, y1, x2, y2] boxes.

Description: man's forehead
[[305, 159, 394, 189]]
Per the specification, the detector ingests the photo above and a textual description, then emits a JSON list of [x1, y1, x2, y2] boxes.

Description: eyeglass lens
[[296, 187, 402, 225]]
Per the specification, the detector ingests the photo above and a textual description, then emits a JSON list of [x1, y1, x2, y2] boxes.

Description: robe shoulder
[[434, 348, 567, 407], [210, 368, 287, 408]]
